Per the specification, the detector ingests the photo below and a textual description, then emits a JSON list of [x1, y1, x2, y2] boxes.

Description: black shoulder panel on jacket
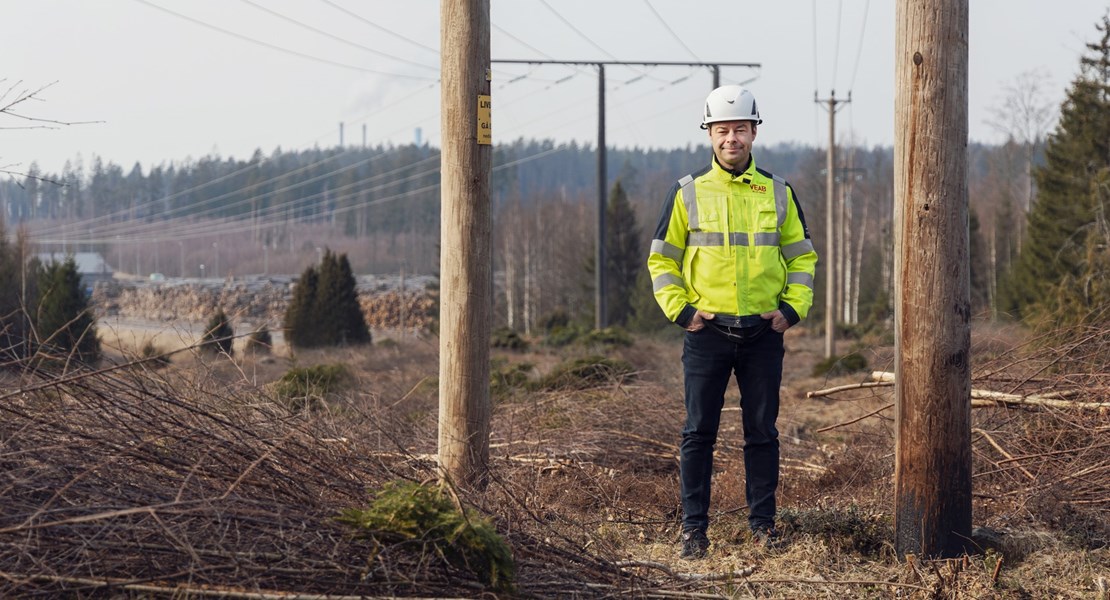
[[652, 163, 713, 241], [787, 184, 813, 239], [653, 180, 682, 241]]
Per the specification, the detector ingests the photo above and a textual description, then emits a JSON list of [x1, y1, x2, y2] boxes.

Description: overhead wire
[[847, 0, 871, 94], [56, 146, 567, 243], [812, 0, 820, 144], [641, 0, 701, 61], [40, 2, 745, 248], [235, 0, 439, 72], [317, 0, 439, 56], [132, 0, 436, 80], [57, 153, 439, 242], [533, 0, 668, 84], [40, 81, 443, 238], [831, 0, 844, 88]]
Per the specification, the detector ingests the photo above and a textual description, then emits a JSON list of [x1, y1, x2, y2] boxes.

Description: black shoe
[[680, 529, 710, 559], [751, 526, 782, 549]]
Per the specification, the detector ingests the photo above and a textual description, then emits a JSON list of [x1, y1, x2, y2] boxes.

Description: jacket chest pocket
[[757, 209, 778, 231], [695, 198, 727, 232]]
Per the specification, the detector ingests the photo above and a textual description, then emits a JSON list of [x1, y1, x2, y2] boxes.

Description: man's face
[[708, 120, 757, 171]]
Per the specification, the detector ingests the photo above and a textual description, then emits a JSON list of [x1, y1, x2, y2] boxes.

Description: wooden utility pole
[[893, 0, 972, 558], [438, 0, 492, 488], [816, 92, 849, 358]]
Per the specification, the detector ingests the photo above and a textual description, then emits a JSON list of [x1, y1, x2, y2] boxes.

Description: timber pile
[[91, 279, 437, 330]]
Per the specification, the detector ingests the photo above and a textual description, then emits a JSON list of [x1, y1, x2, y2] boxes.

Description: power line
[[831, 0, 844, 87], [62, 153, 441, 242], [38, 146, 567, 244], [40, 82, 444, 238], [236, 0, 439, 72], [535, 0, 618, 61], [642, 0, 701, 61], [317, 0, 440, 56], [133, 0, 436, 80], [847, 0, 871, 93]]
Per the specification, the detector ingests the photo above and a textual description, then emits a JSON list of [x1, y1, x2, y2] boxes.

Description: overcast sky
[[5, 0, 1107, 175]]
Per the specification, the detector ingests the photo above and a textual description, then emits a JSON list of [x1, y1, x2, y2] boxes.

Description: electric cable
[[133, 0, 436, 80], [847, 0, 871, 94], [642, 0, 701, 61], [317, 0, 439, 56], [235, 0, 439, 72], [831, 0, 843, 88]]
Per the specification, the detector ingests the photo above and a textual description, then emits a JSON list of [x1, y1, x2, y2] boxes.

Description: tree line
[[6, 16, 1108, 338]]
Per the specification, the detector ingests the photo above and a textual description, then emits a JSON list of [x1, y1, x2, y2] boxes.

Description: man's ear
[[751, 124, 758, 140]]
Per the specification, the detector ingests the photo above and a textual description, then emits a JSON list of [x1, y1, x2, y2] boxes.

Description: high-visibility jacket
[[648, 155, 818, 327]]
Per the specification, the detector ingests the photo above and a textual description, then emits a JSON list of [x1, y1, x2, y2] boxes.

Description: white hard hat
[[701, 85, 762, 129]]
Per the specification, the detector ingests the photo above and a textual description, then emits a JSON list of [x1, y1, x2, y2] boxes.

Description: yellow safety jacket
[[648, 154, 818, 327]]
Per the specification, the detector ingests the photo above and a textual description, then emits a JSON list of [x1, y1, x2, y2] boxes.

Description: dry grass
[[0, 322, 1106, 598]]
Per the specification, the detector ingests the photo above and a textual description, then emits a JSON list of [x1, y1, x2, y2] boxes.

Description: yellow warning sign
[[477, 95, 491, 145]]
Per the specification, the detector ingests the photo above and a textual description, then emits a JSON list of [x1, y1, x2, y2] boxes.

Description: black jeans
[[680, 321, 784, 533]]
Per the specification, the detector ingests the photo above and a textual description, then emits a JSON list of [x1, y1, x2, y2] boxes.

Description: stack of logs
[[91, 279, 437, 331]]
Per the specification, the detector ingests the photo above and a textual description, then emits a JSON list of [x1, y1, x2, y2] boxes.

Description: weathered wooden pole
[[438, 0, 492, 487], [893, 0, 972, 557], [816, 91, 848, 358]]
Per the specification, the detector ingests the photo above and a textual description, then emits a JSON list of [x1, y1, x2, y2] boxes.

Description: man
[[647, 85, 818, 558]]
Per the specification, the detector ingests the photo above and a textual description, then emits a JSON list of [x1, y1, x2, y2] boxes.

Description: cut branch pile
[[806, 323, 1110, 527], [0, 360, 640, 597]]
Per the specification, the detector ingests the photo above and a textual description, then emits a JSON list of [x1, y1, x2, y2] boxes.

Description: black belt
[[707, 314, 770, 343], [711, 314, 766, 328]]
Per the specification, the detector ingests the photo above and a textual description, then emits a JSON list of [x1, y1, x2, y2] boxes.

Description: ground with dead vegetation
[[0, 320, 1106, 598]]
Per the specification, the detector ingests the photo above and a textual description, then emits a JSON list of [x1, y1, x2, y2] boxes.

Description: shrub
[[581, 326, 632, 347], [491, 358, 533, 397], [544, 324, 585, 348], [338, 481, 515, 592], [538, 355, 636, 390], [139, 340, 171, 369], [201, 309, 234, 357], [245, 328, 273, 355], [272, 363, 351, 411], [490, 327, 528, 350], [812, 352, 869, 377], [777, 505, 891, 556], [34, 256, 100, 364]]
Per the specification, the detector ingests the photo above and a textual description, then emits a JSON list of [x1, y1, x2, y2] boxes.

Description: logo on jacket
[[749, 183, 768, 193]]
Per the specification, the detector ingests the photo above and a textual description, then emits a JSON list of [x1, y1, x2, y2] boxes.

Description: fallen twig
[[816, 403, 893, 432], [616, 560, 755, 582]]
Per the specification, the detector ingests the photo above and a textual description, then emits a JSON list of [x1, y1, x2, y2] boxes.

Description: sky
[[4, 0, 1108, 176]]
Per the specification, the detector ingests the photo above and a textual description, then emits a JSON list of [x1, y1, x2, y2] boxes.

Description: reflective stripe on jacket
[[647, 154, 818, 326]]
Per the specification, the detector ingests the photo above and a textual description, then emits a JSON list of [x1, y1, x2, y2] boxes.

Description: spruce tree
[[336, 253, 371, 344], [627, 265, 672, 333], [201, 308, 234, 356], [604, 180, 643, 326], [283, 250, 369, 348], [35, 257, 100, 364], [1002, 15, 1110, 321], [284, 265, 319, 348], [314, 250, 343, 344], [968, 210, 992, 316], [0, 218, 21, 361]]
